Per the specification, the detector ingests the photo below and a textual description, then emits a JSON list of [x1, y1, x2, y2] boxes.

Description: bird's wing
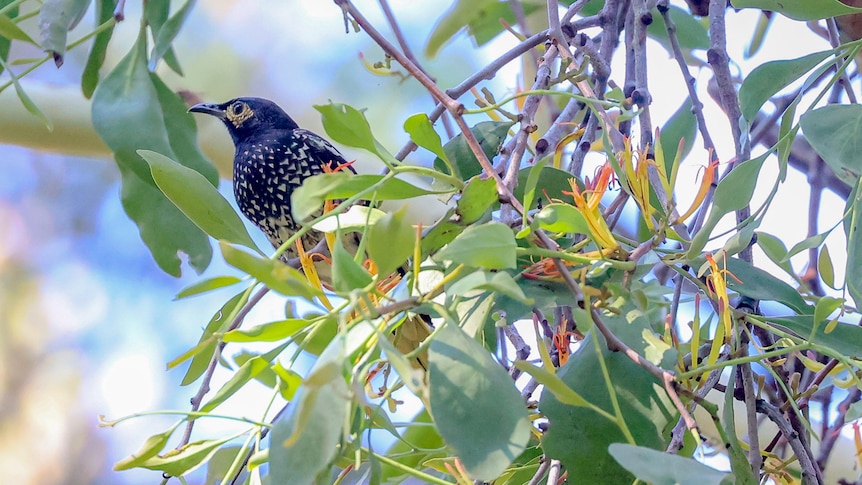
[[291, 129, 356, 174]]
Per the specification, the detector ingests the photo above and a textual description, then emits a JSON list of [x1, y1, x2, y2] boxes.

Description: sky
[[0, 1, 856, 484]]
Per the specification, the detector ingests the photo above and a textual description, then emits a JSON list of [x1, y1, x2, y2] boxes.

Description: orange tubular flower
[[564, 163, 619, 250], [674, 155, 718, 225]]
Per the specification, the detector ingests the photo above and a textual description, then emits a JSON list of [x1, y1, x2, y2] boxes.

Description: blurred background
[[0, 1, 849, 484]]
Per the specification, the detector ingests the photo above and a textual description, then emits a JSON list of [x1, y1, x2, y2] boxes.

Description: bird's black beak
[[188, 102, 226, 120]]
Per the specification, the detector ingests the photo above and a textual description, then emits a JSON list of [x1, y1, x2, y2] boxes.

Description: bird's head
[[189, 97, 300, 144]]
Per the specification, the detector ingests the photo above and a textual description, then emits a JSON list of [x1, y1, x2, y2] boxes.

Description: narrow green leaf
[[367, 206, 416, 277], [731, 0, 862, 20], [739, 50, 830, 122], [125, 435, 238, 476], [802, 104, 862, 186], [659, 99, 697, 172], [81, 0, 115, 98], [175, 276, 242, 299], [223, 319, 310, 343], [609, 443, 731, 485], [846, 401, 862, 422], [436, 222, 516, 269], [818, 245, 836, 289], [713, 155, 767, 214], [199, 356, 270, 412], [514, 165, 574, 210], [179, 291, 246, 385], [429, 322, 531, 480], [0, 14, 36, 44], [113, 424, 180, 470], [220, 243, 320, 300], [783, 231, 832, 262], [513, 361, 592, 408], [38, 0, 90, 67], [270, 339, 348, 485], [10, 70, 53, 130], [139, 150, 259, 252], [149, 0, 196, 70], [291, 173, 437, 222]]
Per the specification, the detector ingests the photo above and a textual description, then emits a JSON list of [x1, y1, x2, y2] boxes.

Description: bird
[[189, 96, 431, 367], [188, 97, 358, 280]]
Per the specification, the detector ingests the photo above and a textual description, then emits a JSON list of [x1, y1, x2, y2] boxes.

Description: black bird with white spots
[[189, 97, 352, 264]]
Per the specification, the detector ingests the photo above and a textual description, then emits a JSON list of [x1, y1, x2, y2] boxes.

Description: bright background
[[0, 1, 849, 484]]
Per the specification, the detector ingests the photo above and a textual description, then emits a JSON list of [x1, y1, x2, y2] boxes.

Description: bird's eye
[[230, 101, 246, 115], [225, 100, 254, 126]]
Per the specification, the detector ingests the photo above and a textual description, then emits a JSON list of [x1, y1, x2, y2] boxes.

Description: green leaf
[[122, 436, 238, 476], [740, 50, 830, 122], [270, 339, 348, 485], [648, 5, 709, 52], [659, 99, 697, 172], [783, 230, 836, 262], [722, 257, 811, 314], [731, 0, 862, 20], [404, 113, 448, 162], [609, 444, 730, 485], [425, 0, 498, 57], [0, 1, 17, 77], [437, 121, 513, 180], [521, 159, 548, 228], [314, 102, 394, 164], [436, 222, 516, 269], [179, 291, 246, 385], [113, 424, 180, 470], [199, 356, 270, 412], [331, 235, 373, 292], [81, 0, 115, 98], [220, 243, 320, 300], [139, 150, 260, 251], [175, 276, 242, 299], [846, 401, 862, 422], [223, 319, 310, 343], [428, 322, 531, 480], [845, 182, 862, 310], [149, 0, 196, 70], [92, 35, 216, 276], [533, 203, 591, 235], [540, 307, 675, 483], [38, 0, 90, 66], [802, 105, 862, 186], [755, 231, 795, 276], [291, 173, 436, 221], [513, 361, 592, 408], [819, 245, 836, 289], [814, 297, 844, 335], [367, 206, 416, 277], [770, 314, 862, 357], [447, 270, 533, 304], [0, 14, 36, 44], [457, 176, 497, 224], [1, 61, 53, 130], [689, 155, 767, 256], [143, 0, 183, 74], [514, 165, 576, 210]]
